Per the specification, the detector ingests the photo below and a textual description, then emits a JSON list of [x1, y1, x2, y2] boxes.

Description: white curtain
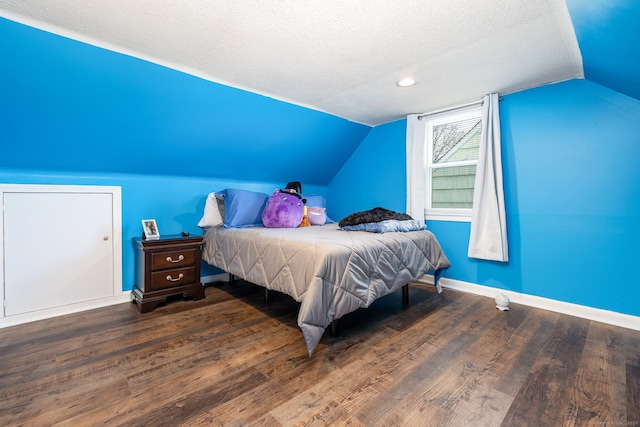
[[405, 113, 427, 221], [467, 93, 508, 262]]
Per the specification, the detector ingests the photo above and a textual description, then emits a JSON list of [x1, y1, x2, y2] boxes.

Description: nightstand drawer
[[151, 267, 196, 290], [151, 248, 197, 271]]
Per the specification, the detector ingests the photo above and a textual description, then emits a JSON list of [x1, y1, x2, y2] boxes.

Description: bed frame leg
[[402, 284, 409, 306], [330, 320, 339, 337], [264, 288, 270, 304], [434, 269, 444, 294]]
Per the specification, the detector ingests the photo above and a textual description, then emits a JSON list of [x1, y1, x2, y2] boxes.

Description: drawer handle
[[166, 273, 184, 282], [166, 255, 185, 263]]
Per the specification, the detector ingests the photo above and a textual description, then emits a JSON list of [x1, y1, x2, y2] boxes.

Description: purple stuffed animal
[[307, 206, 327, 225], [262, 189, 305, 228]]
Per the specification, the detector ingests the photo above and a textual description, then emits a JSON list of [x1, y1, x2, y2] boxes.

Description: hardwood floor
[[1, 280, 638, 426]]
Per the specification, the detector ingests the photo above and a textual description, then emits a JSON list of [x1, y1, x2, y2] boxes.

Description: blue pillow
[[216, 188, 269, 228], [305, 194, 326, 208]]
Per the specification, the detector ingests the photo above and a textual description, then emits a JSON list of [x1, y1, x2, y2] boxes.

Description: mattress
[[202, 223, 451, 355]]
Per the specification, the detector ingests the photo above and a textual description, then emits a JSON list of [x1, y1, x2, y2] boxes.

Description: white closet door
[[3, 192, 114, 316]]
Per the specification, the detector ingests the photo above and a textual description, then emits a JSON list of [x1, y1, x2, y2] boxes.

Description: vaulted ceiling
[[0, 0, 611, 127]]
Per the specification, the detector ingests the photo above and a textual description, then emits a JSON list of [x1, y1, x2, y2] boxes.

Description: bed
[[202, 221, 451, 355]]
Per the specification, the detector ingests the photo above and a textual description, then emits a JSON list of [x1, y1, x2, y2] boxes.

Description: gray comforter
[[202, 223, 451, 355]]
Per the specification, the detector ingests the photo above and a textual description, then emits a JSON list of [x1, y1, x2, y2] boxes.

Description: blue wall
[[0, 17, 364, 292], [3, 14, 640, 318], [327, 119, 407, 221], [329, 79, 640, 317], [0, 17, 371, 185], [566, 0, 640, 101]]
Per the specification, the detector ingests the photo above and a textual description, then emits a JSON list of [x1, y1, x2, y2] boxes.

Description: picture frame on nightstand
[[141, 219, 160, 240]]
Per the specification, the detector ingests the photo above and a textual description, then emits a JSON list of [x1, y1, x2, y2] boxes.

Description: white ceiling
[[0, 0, 583, 126]]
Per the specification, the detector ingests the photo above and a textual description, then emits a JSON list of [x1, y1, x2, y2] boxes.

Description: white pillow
[[197, 192, 224, 228]]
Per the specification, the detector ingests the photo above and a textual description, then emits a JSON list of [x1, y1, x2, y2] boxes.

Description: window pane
[[432, 165, 476, 208], [432, 117, 481, 164]]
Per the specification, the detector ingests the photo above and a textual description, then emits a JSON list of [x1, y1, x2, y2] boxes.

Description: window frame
[[424, 104, 482, 222]]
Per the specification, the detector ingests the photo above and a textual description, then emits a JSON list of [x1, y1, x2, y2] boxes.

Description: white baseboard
[[1, 275, 228, 330], [0, 290, 133, 329], [118, 290, 133, 303], [418, 275, 640, 332]]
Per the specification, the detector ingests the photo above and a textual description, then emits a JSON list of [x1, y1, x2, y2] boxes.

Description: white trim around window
[[425, 208, 472, 222], [424, 105, 481, 222]]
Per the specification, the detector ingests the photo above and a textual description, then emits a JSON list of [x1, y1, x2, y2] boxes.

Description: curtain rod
[[417, 100, 482, 120], [417, 95, 502, 120]]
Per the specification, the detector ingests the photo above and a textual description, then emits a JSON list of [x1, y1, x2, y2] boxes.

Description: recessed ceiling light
[[396, 77, 417, 87]]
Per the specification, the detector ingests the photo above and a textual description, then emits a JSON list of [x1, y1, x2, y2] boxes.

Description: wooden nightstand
[[132, 234, 205, 313]]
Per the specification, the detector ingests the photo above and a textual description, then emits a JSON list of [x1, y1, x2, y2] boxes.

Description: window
[[424, 105, 482, 221]]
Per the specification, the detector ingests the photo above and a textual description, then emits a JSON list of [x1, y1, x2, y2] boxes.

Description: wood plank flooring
[[0, 280, 638, 426]]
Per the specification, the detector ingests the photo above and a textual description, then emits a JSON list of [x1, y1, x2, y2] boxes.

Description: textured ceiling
[[0, 0, 583, 126]]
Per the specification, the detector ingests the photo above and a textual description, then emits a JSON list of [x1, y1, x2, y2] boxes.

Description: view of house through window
[[425, 105, 482, 219]]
